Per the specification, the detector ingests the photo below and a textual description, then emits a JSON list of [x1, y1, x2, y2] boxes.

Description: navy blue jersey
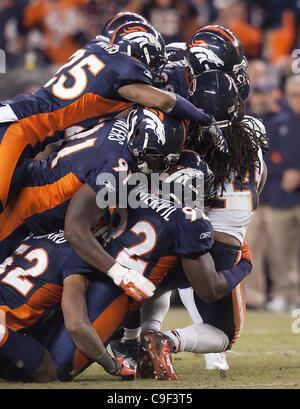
[[0, 40, 152, 213], [0, 119, 137, 238], [2, 39, 153, 154], [63, 190, 213, 288], [0, 231, 71, 332]]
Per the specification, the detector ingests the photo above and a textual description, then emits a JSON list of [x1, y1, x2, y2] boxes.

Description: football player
[[0, 151, 252, 382], [53, 150, 252, 382], [0, 22, 224, 213], [0, 231, 137, 381], [133, 70, 268, 378]]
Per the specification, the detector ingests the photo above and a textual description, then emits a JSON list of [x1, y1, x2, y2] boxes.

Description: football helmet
[[162, 150, 216, 210], [186, 25, 249, 99], [101, 12, 148, 39], [166, 42, 187, 63], [127, 106, 186, 174], [188, 70, 239, 127], [110, 22, 167, 70]]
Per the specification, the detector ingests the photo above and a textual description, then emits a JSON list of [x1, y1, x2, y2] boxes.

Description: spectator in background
[[0, 0, 29, 68], [23, 0, 90, 67], [139, 0, 199, 44], [212, 0, 263, 59], [244, 83, 280, 309], [261, 0, 296, 68], [261, 74, 300, 313], [81, 0, 133, 41]]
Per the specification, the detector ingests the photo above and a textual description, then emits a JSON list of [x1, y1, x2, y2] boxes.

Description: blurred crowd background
[[1, 0, 300, 313]]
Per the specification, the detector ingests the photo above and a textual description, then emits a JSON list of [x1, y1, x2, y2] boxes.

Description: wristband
[[221, 259, 252, 295], [107, 263, 128, 285], [167, 94, 212, 125]]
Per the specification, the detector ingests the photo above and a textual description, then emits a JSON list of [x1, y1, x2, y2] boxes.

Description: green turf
[[1, 307, 300, 389]]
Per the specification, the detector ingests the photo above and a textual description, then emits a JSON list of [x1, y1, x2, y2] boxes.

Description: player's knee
[[31, 350, 58, 383], [194, 323, 229, 353]]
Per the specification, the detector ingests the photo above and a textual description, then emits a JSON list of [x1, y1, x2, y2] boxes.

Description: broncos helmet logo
[[189, 44, 224, 68], [119, 27, 162, 52], [144, 109, 166, 145]]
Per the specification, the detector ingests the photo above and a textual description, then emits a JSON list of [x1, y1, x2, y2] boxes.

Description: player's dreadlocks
[[187, 98, 269, 192]]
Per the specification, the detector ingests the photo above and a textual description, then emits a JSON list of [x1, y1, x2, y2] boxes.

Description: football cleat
[[108, 338, 140, 370], [139, 330, 179, 380], [136, 349, 155, 379], [111, 356, 136, 380], [204, 352, 229, 371]]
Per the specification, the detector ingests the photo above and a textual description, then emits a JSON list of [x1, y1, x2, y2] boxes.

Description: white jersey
[[207, 116, 265, 245]]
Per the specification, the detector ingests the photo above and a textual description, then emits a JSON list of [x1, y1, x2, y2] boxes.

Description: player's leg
[[164, 243, 244, 370], [165, 287, 229, 354], [48, 278, 135, 381], [0, 123, 32, 213], [0, 323, 58, 382], [135, 289, 178, 380]]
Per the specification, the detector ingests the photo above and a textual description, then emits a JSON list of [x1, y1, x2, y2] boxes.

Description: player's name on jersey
[[107, 119, 128, 144], [96, 40, 119, 54], [137, 189, 177, 221]]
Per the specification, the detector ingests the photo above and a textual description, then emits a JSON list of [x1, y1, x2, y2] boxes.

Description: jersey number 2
[[115, 221, 157, 275]]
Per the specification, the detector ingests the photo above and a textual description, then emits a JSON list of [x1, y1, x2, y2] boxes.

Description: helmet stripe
[[199, 25, 240, 55]]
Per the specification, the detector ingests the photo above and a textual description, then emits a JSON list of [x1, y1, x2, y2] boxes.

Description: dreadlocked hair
[[187, 97, 269, 192]]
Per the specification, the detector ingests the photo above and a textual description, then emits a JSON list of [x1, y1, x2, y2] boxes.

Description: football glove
[[107, 263, 156, 301], [202, 119, 229, 154], [241, 241, 252, 265]]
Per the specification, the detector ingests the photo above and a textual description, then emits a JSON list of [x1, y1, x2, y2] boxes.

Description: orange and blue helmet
[[127, 106, 186, 174], [187, 25, 250, 100], [110, 22, 167, 70], [101, 11, 148, 39]]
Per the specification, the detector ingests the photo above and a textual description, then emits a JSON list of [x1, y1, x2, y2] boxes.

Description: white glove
[[107, 263, 156, 301]]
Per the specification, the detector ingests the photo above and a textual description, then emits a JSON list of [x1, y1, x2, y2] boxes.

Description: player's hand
[[241, 241, 252, 265], [107, 263, 156, 301], [202, 120, 229, 154]]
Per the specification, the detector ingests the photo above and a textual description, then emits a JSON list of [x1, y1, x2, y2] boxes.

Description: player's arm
[[62, 273, 133, 377], [118, 83, 228, 152], [64, 183, 115, 273], [118, 83, 211, 124], [64, 183, 155, 301], [62, 274, 107, 360], [181, 242, 252, 303]]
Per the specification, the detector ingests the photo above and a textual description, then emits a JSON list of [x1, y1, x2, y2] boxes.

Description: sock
[[141, 319, 162, 333], [121, 327, 141, 342], [0, 324, 46, 374], [96, 350, 120, 374], [141, 290, 171, 333], [165, 323, 229, 354]]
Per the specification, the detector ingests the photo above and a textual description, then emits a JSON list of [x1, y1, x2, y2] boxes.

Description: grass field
[[1, 307, 300, 390]]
